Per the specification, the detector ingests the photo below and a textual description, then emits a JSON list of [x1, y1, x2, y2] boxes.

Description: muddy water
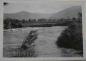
[[34, 27, 66, 57], [4, 26, 69, 57]]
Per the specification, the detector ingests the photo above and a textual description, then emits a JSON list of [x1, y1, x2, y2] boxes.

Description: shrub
[[56, 21, 83, 52]]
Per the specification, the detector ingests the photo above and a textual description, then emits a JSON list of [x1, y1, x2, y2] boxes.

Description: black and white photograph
[[3, 0, 84, 57]]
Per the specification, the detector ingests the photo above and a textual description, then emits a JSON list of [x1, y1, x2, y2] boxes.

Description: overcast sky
[[4, 0, 83, 14]]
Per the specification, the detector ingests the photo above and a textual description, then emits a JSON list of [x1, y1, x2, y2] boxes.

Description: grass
[[3, 30, 38, 57], [3, 45, 36, 57]]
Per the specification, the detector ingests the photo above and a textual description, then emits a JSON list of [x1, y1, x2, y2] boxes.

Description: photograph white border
[[0, 0, 86, 61]]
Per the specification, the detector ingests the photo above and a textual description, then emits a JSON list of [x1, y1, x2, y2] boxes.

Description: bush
[[4, 18, 22, 29], [56, 21, 83, 52]]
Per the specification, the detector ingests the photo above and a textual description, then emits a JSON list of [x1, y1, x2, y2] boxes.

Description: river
[[3, 26, 81, 57]]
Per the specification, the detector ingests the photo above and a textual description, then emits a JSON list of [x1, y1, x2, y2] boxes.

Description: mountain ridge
[[4, 6, 82, 20], [50, 6, 82, 19], [4, 11, 52, 20]]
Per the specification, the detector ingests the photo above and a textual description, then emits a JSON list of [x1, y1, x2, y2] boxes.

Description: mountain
[[50, 6, 82, 19], [4, 6, 82, 20], [4, 11, 52, 20]]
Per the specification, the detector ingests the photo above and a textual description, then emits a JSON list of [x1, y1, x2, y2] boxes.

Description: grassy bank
[[56, 20, 83, 55]]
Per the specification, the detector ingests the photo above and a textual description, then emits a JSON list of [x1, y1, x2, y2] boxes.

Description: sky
[[4, 0, 83, 14]]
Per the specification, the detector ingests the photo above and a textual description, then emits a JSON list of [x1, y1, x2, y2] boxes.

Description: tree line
[[4, 12, 82, 29]]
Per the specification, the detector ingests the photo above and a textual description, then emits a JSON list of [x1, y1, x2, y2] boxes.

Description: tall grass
[[3, 46, 36, 57], [4, 30, 38, 57]]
